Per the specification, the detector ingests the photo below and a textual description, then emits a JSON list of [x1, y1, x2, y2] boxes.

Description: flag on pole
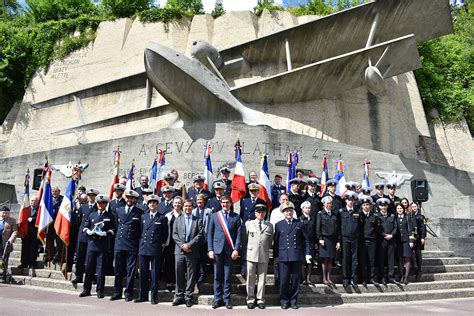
[[36, 168, 54, 245], [334, 159, 347, 197], [286, 151, 299, 191], [320, 154, 329, 195], [203, 142, 213, 191], [54, 178, 76, 246], [155, 149, 166, 193], [126, 161, 136, 191], [109, 149, 121, 199], [231, 139, 246, 203], [17, 170, 31, 239], [35, 160, 49, 243], [362, 159, 371, 188], [258, 154, 272, 209], [148, 158, 158, 193]]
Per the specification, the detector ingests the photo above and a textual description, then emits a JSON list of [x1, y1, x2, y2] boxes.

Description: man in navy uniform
[[135, 194, 168, 304], [358, 195, 379, 285], [109, 184, 126, 214], [386, 183, 401, 215], [158, 185, 174, 215], [323, 179, 345, 211], [208, 195, 241, 309], [274, 202, 311, 309], [287, 178, 305, 217], [139, 188, 153, 211], [206, 182, 226, 213], [212, 167, 232, 196], [270, 174, 286, 210], [79, 194, 116, 298], [188, 175, 211, 205], [376, 197, 399, 285], [110, 190, 143, 301], [305, 178, 322, 215], [239, 183, 266, 277], [339, 191, 362, 288], [72, 188, 98, 284]]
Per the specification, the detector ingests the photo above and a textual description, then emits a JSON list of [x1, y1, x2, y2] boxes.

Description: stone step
[[9, 275, 474, 302], [422, 251, 455, 258]]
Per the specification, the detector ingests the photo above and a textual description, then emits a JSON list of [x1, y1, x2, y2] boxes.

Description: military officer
[[212, 167, 232, 196], [140, 188, 153, 211], [242, 204, 274, 309], [187, 175, 211, 205], [411, 201, 426, 280], [79, 194, 116, 298], [395, 203, 415, 285], [110, 190, 143, 301], [371, 182, 388, 210], [386, 183, 401, 215], [72, 188, 98, 284], [273, 202, 311, 309], [358, 195, 379, 285], [134, 175, 150, 205], [135, 195, 168, 304], [304, 178, 322, 215], [109, 184, 126, 214], [206, 182, 226, 213], [157, 173, 179, 198], [339, 191, 362, 288], [322, 179, 346, 211], [376, 198, 398, 285], [270, 174, 286, 210], [287, 178, 305, 217], [299, 201, 317, 285], [158, 185, 174, 215]]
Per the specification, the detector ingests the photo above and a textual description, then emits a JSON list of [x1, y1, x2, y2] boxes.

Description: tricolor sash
[[217, 211, 235, 251]]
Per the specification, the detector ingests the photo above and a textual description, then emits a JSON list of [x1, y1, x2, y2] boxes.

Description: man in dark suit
[[208, 195, 241, 309], [172, 199, 203, 307], [135, 194, 168, 305], [158, 185, 174, 215], [19, 196, 39, 269], [79, 194, 116, 299], [110, 190, 143, 301], [72, 188, 98, 284], [274, 202, 311, 309], [193, 193, 213, 283], [188, 175, 211, 206]]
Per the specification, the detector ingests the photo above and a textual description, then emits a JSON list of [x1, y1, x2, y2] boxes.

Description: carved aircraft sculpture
[[144, 0, 453, 123]]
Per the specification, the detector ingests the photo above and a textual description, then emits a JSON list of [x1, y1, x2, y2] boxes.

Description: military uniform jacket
[[242, 219, 274, 264], [339, 208, 362, 239], [288, 191, 304, 216], [108, 198, 126, 215], [299, 214, 316, 245], [78, 203, 98, 243], [322, 193, 346, 211], [172, 214, 203, 258], [84, 210, 116, 252], [187, 188, 211, 204], [158, 199, 173, 215], [271, 184, 286, 209], [371, 194, 389, 211], [211, 179, 232, 196], [207, 211, 242, 255], [413, 212, 426, 240], [388, 195, 401, 215], [305, 192, 322, 214], [139, 212, 168, 256], [273, 219, 311, 262], [396, 215, 414, 242], [376, 212, 398, 238], [114, 205, 143, 251], [240, 197, 266, 223], [206, 197, 222, 213], [359, 210, 378, 240], [316, 209, 340, 241]]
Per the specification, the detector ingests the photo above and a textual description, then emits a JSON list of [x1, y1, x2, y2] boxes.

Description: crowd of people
[[2, 167, 427, 309]]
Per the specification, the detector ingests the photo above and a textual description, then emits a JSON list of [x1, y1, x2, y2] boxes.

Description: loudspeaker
[[411, 179, 429, 202], [32, 168, 43, 191]]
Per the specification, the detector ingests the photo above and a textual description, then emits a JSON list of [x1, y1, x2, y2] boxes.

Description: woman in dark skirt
[[395, 204, 414, 285], [316, 196, 340, 285]]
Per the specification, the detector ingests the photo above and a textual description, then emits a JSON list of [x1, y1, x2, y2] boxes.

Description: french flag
[[286, 151, 298, 191], [54, 178, 76, 246], [231, 140, 246, 203], [155, 149, 166, 193], [258, 154, 272, 209], [334, 159, 347, 196], [36, 169, 54, 244], [320, 154, 329, 195], [18, 171, 31, 239], [126, 162, 136, 191], [109, 149, 121, 199], [203, 142, 213, 191], [362, 159, 371, 188], [148, 158, 158, 194]]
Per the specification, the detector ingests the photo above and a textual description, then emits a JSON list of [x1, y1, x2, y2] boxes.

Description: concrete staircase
[[4, 238, 474, 306]]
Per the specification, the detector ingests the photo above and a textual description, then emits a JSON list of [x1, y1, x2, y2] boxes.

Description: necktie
[[125, 207, 129, 215], [252, 198, 255, 204], [288, 220, 292, 226], [150, 213, 154, 220], [224, 212, 228, 221], [259, 221, 262, 232], [185, 216, 191, 241]]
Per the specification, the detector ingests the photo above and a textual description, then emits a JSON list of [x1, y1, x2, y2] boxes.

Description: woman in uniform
[[300, 201, 317, 285], [395, 204, 414, 285]]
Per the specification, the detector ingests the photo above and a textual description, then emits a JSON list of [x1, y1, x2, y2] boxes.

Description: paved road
[[1, 284, 474, 315]]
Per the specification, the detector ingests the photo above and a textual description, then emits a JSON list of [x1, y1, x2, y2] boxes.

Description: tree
[[165, 0, 204, 14], [26, 0, 97, 22], [211, 0, 225, 18], [0, 0, 21, 18], [253, 0, 283, 16], [289, 0, 334, 16], [100, 0, 150, 18]]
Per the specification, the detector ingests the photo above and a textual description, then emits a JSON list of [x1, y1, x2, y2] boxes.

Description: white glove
[[27, 217, 33, 222], [86, 229, 94, 236], [305, 255, 312, 264], [96, 231, 107, 237]]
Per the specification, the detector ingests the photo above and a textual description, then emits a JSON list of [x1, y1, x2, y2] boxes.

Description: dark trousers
[[359, 239, 376, 282], [195, 243, 210, 281], [213, 252, 232, 303], [279, 261, 302, 306], [379, 239, 395, 279], [66, 236, 77, 271], [105, 236, 115, 276], [175, 254, 197, 300], [20, 234, 38, 267], [139, 254, 162, 300], [162, 245, 176, 284], [45, 227, 56, 262], [75, 241, 88, 279], [113, 250, 138, 298], [83, 250, 106, 294], [342, 237, 359, 282]]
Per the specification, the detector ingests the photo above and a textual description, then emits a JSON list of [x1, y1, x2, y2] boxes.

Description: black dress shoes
[[79, 291, 90, 297], [281, 304, 289, 309], [185, 300, 193, 307], [370, 278, 379, 286], [109, 295, 121, 301], [225, 301, 233, 309], [247, 302, 255, 309], [71, 277, 83, 284], [212, 300, 223, 309], [97, 293, 104, 299], [125, 297, 132, 302], [291, 304, 299, 309], [350, 280, 358, 288], [172, 299, 185, 306], [134, 298, 148, 303], [151, 299, 158, 305], [257, 303, 265, 309]]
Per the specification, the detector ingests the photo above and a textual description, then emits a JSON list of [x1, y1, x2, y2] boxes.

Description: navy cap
[[344, 191, 359, 200], [321, 196, 333, 204], [376, 197, 391, 205], [359, 195, 373, 204], [361, 186, 372, 194], [374, 182, 386, 189], [307, 177, 319, 186], [326, 179, 339, 186], [345, 181, 359, 190], [386, 182, 397, 189]]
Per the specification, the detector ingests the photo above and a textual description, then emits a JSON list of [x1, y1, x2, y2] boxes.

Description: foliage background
[[0, 0, 472, 133]]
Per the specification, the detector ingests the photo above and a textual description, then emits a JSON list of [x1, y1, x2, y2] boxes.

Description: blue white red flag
[[37, 169, 54, 245], [286, 151, 299, 191], [334, 159, 347, 196], [155, 149, 166, 193], [203, 142, 213, 191], [109, 149, 121, 199], [126, 162, 136, 191], [18, 170, 31, 239], [320, 154, 329, 195], [362, 160, 371, 188], [54, 178, 76, 246], [231, 140, 246, 203], [258, 154, 272, 209], [148, 158, 158, 193]]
